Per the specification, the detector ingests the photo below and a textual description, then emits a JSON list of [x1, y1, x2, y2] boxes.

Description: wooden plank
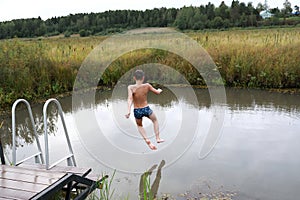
[[0, 197, 19, 200], [0, 164, 96, 200], [0, 187, 36, 200], [0, 165, 65, 179], [86, 173, 101, 181], [0, 178, 48, 193], [0, 197, 18, 200], [20, 163, 92, 175], [50, 165, 91, 175], [0, 171, 60, 185]]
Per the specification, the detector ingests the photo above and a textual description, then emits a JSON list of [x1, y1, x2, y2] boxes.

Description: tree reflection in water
[[0, 103, 59, 149]]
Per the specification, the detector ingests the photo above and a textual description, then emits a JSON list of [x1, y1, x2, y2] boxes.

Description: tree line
[[0, 0, 298, 39]]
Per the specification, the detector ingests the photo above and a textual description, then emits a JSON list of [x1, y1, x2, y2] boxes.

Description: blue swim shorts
[[134, 106, 153, 119]]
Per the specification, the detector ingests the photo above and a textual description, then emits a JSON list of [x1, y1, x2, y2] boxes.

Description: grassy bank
[[0, 27, 300, 108], [0, 36, 103, 108], [191, 27, 300, 88]]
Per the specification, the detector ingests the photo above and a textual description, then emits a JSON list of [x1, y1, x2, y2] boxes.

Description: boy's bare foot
[[156, 138, 165, 143], [146, 139, 157, 150]]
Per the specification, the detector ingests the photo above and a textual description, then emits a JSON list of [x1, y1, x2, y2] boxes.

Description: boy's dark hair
[[134, 70, 145, 80]]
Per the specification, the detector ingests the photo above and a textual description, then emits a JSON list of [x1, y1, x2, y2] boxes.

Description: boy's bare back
[[128, 83, 161, 109]]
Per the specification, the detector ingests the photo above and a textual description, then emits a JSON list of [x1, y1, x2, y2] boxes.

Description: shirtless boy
[[125, 70, 164, 150]]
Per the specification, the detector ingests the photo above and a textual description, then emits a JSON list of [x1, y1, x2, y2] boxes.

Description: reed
[[192, 28, 300, 88], [141, 171, 154, 200], [0, 27, 299, 108], [0, 36, 104, 108], [88, 171, 115, 200]]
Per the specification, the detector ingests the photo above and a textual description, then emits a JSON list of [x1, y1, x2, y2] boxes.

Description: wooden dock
[[0, 98, 106, 199], [1, 165, 66, 199], [0, 138, 104, 200], [0, 164, 102, 200]]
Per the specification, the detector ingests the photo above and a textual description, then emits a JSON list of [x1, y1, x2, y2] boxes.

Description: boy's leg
[[136, 118, 157, 150], [148, 112, 164, 143]]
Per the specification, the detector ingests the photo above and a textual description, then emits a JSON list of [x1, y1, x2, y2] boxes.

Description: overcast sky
[[0, 0, 298, 22]]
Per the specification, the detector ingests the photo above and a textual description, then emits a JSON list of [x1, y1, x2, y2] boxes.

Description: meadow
[[0, 27, 300, 108]]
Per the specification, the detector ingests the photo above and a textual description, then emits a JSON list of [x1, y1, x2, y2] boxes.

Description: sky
[[0, 0, 299, 22]]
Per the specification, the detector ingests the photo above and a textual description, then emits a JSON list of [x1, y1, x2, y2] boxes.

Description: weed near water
[[1, 27, 299, 108]]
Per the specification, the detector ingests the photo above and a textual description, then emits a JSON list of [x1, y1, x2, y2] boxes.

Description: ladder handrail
[[0, 139, 5, 165], [43, 98, 76, 170], [12, 99, 44, 166]]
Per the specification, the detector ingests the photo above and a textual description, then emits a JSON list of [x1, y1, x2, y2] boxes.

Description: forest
[[0, 0, 299, 39]]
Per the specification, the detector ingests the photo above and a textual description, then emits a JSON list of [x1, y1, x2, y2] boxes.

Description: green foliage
[[99, 170, 115, 200], [79, 29, 92, 37], [0, 28, 300, 109], [45, 31, 60, 37], [0, 36, 96, 108], [89, 171, 115, 200], [203, 28, 300, 88], [1, 2, 300, 39], [64, 31, 72, 37], [142, 172, 154, 200]]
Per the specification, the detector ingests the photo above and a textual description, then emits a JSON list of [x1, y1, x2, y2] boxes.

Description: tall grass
[[190, 28, 300, 88], [0, 36, 104, 108], [141, 171, 154, 200], [0, 28, 299, 108], [88, 171, 115, 200], [99, 171, 115, 200]]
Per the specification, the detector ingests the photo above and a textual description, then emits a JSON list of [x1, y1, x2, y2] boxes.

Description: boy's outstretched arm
[[148, 83, 162, 94], [125, 86, 133, 118]]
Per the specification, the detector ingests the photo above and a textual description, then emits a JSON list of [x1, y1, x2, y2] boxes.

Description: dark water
[[1, 88, 300, 200]]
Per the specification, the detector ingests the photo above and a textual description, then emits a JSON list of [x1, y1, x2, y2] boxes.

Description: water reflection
[[0, 88, 299, 199], [0, 103, 60, 148], [1, 88, 300, 148], [139, 160, 165, 200], [226, 88, 300, 112], [56, 87, 300, 115]]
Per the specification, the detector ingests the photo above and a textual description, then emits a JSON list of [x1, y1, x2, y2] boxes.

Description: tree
[[211, 16, 224, 29], [280, 0, 292, 25], [230, 0, 241, 26], [0, 2, 294, 38], [247, 2, 257, 26], [239, 2, 248, 15], [270, 7, 281, 17], [206, 2, 215, 20], [174, 6, 195, 30], [282, 0, 292, 17], [192, 8, 202, 29], [215, 1, 230, 19], [256, 3, 265, 13], [79, 29, 91, 37]]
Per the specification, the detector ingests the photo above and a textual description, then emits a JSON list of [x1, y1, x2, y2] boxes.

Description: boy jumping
[[125, 70, 164, 150]]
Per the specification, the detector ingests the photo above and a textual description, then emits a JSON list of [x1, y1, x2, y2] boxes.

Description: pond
[[1, 87, 300, 200]]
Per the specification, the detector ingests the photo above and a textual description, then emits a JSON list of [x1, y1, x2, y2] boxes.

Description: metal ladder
[[12, 99, 44, 166], [11, 98, 76, 169], [43, 98, 76, 169]]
